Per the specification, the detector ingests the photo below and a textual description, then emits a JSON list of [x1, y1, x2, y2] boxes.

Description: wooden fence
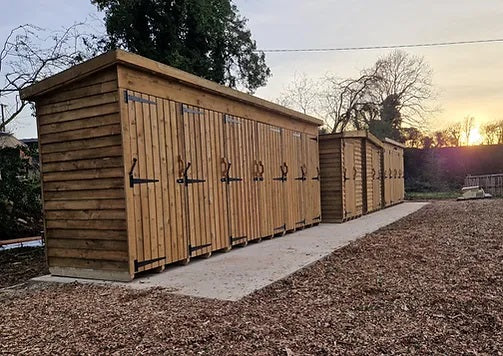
[[465, 174, 503, 197]]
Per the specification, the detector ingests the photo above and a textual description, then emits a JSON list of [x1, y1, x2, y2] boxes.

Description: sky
[[2, 0, 503, 139]]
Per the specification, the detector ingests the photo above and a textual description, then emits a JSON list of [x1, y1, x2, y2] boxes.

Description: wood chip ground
[[1, 200, 502, 355]]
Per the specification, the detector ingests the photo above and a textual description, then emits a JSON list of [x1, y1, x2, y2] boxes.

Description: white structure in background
[[457, 185, 492, 201]]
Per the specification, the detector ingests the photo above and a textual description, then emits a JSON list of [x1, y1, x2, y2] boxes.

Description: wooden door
[[343, 142, 356, 218], [255, 123, 273, 238], [306, 135, 321, 224], [124, 92, 187, 272], [223, 115, 258, 245], [372, 148, 381, 210], [257, 124, 286, 234], [181, 104, 228, 257], [284, 130, 304, 230], [383, 147, 392, 206]]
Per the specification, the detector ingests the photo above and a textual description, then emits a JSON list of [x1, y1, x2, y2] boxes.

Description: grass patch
[[406, 191, 459, 200]]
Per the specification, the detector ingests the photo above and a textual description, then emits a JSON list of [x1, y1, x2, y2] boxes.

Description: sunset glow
[[467, 126, 483, 146]]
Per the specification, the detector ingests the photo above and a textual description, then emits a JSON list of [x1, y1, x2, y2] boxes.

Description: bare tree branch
[[0, 21, 104, 131]]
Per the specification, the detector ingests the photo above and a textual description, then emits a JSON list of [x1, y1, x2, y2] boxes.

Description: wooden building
[[319, 131, 383, 222], [382, 138, 405, 207], [20, 50, 323, 281]]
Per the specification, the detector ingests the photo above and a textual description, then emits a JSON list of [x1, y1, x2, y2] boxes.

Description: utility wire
[[257, 38, 503, 53]]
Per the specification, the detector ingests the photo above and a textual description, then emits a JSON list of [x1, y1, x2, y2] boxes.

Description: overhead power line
[[257, 38, 503, 53]]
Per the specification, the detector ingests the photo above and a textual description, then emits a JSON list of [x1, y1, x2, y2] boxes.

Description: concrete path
[[33, 202, 427, 301]]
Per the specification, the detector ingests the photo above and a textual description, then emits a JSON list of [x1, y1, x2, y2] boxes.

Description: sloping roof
[[0, 132, 26, 149], [319, 130, 384, 148], [384, 137, 406, 149], [20, 50, 323, 127]]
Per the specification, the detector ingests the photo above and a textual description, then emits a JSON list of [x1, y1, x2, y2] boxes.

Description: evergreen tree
[[92, 0, 271, 93]]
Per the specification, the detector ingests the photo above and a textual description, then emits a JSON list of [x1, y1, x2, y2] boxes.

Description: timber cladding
[[319, 131, 401, 223], [21, 50, 322, 281]]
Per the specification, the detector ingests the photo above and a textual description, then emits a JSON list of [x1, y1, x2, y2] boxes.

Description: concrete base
[[33, 202, 427, 301], [49, 267, 132, 282]]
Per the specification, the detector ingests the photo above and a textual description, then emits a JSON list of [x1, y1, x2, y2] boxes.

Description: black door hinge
[[253, 177, 264, 182], [273, 176, 287, 182], [189, 243, 212, 254], [177, 177, 206, 185], [296, 219, 306, 225], [295, 176, 307, 181], [134, 256, 165, 271], [310, 137, 318, 142], [124, 90, 157, 105], [129, 158, 159, 188], [274, 224, 286, 231], [230, 236, 247, 244], [313, 215, 321, 221], [221, 177, 243, 184]]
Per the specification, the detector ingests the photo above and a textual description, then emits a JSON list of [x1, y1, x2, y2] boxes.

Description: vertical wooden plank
[[142, 93, 158, 264], [150, 95, 164, 266], [134, 92, 150, 266], [159, 99, 173, 263], [119, 89, 135, 277], [172, 101, 188, 261]]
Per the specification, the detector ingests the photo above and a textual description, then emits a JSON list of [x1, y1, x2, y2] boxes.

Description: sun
[[467, 126, 483, 146]]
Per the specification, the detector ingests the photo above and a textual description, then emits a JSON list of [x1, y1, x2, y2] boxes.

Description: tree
[[402, 127, 423, 148], [318, 71, 380, 133], [0, 23, 98, 131], [276, 73, 318, 115], [93, 0, 270, 93], [364, 50, 435, 133], [462, 116, 475, 145], [446, 122, 462, 147], [0, 146, 42, 239], [432, 130, 448, 148], [481, 120, 503, 145]]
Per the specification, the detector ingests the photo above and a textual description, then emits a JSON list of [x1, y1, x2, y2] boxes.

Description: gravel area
[[1, 200, 503, 355]]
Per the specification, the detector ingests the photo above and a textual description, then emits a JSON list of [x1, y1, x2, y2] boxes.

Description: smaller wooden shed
[[382, 138, 405, 207], [319, 130, 383, 223]]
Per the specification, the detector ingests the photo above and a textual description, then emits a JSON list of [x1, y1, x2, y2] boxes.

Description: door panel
[[284, 130, 304, 230], [223, 115, 258, 244], [306, 135, 321, 224], [125, 92, 188, 272], [344, 142, 356, 217], [372, 148, 381, 210], [181, 104, 227, 256], [256, 123, 284, 236]]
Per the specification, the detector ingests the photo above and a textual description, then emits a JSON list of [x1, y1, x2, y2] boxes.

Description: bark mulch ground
[[0, 246, 48, 289], [1, 200, 503, 355]]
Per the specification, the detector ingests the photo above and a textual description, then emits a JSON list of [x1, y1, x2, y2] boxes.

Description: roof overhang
[[20, 50, 324, 127], [319, 130, 384, 148]]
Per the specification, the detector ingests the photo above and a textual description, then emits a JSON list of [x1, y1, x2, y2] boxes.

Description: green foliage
[[0, 147, 42, 239], [92, 0, 271, 93]]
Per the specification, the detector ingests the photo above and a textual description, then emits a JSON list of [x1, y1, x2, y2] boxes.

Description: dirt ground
[[0, 246, 48, 288], [1, 200, 503, 355]]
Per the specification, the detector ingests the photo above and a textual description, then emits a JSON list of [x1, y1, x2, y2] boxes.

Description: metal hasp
[[134, 256, 166, 271], [221, 159, 242, 184], [129, 158, 159, 188], [295, 165, 307, 181], [176, 161, 206, 186], [253, 160, 265, 182], [273, 162, 289, 182]]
